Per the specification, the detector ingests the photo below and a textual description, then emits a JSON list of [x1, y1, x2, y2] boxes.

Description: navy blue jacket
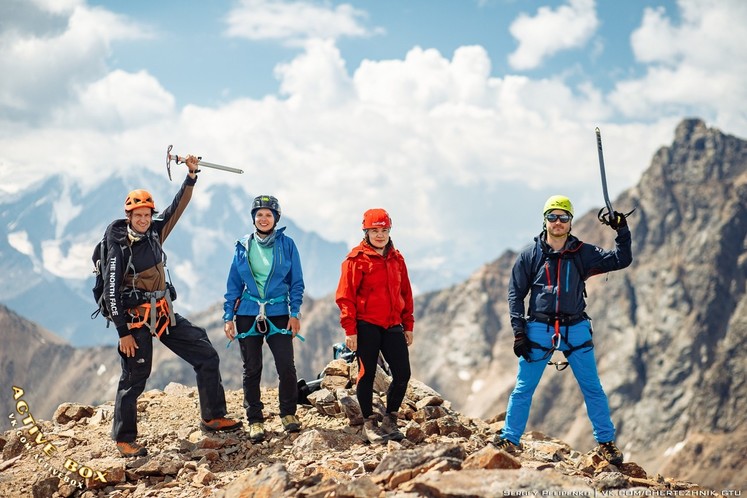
[[508, 226, 632, 334]]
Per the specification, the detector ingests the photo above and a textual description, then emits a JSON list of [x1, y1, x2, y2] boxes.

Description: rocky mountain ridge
[[0, 359, 714, 498]]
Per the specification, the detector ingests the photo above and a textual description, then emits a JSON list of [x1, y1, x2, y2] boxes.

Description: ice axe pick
[[166, 145, 244, 181]]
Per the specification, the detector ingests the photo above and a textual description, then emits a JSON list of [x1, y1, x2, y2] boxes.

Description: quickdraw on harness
[[226, 293, 305, 348], [126, 288, 176, 339]]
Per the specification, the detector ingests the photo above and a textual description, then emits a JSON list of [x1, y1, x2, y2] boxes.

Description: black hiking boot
[[491, 436, 520, 453], [598, 441, 624, 466]]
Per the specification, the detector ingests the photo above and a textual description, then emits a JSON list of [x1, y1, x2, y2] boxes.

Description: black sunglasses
[[545, 213, 572, 223]]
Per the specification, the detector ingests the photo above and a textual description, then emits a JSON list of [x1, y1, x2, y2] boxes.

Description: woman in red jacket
[[335, 208, 414, 444]]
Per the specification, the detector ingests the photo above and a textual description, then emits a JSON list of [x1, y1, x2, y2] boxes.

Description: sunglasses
[[545, 213, 572, 223]]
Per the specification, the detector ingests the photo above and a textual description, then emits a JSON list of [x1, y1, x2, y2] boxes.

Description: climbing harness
[[226, 293, 305, 348], [526, 312, 594, 371], [126, 289, 176, 339]]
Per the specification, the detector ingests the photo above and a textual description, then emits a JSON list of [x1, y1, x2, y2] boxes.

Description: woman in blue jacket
[[223, 195, 305, 443]]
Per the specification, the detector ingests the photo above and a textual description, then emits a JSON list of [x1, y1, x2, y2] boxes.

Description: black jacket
[[104, 175, 196, 337]]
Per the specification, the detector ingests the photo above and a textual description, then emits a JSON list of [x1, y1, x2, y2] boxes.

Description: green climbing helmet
[[543, 195, 574, 217]]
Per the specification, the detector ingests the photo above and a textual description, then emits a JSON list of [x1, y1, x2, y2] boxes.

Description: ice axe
[[166, 145, 244, 181], [594, 127, 616, 225], [594, 128, 634, 226]]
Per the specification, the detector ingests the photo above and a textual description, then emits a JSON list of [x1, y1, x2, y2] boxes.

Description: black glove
[[608, 211, 628, 230], [513, 332, 531, 360]]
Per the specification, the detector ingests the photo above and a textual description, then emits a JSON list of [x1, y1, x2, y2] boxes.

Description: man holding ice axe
[[492, 129, 633, 466], [105, 150, 244, 457]]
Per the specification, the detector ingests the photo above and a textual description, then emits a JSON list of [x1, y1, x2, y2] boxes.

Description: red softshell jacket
[[335, 240, 415, 336]]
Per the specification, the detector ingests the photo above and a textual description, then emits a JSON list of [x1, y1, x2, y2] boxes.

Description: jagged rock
[[463, 445, 521, 469], [31, 476, 58, 498], [224, 462, 290, 498], [192, 465, 215, 485], [83, 457, 126, 489], [1, 432, 25, 460], [374, 443, 466, 475], [323, 358, 351, 377], [415, 395, 445, 410], [320, 374, 349, 391], [52, 403, 94, 425], [400, 468, 594, 496], [338, 391, 365, 425], [412, 405, 448, 423], [436, 415, 473, 438]]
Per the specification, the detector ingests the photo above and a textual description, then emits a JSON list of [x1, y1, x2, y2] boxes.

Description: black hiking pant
[[235, 315, 298, 422], [355, 320, 411, 418], [112, 314, 228, 442]]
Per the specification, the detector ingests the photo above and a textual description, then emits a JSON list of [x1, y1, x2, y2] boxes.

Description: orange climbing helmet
[[124, 189, 156, 212]]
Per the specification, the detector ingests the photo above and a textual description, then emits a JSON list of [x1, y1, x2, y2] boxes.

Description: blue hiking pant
[[501, 319, 615, 445]]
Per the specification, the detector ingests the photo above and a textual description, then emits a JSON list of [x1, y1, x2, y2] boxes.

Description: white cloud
[[54, 70, 176, 130], [225, 0, 381, 46], [611, 0, 747, 134], [0, 2, 151, 121], [508, 0, 599, 70], [275, 39, 354, 106]]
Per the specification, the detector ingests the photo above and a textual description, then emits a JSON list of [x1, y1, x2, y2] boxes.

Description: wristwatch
[[290, 312, 302, 319]]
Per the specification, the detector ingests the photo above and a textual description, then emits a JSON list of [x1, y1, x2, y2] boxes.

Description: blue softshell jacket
[[508, 226, 632, 334], [222, 227, 304, 320]]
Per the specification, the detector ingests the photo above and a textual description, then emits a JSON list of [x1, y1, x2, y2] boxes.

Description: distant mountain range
[[0, 174, 350, 346], [0, 173, 468, 347]]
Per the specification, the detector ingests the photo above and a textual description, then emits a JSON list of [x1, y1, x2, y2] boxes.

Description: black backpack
[[90, 236, 132, 326]]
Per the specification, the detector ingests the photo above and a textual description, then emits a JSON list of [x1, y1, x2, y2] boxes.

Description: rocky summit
[[1, 360, 713, 498]]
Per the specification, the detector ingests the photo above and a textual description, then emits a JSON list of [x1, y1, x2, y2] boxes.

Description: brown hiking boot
[[363, 415, 387, 444], [201, 417, 242, 432], [116, 441, 147, 458], [598, 441, 624, 466], [380, 413, 404, 441]]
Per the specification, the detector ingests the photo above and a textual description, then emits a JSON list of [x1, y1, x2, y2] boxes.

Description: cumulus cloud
[[225, 0, 382, 46], [53, 70, 176, 130], [0, 1, 152, 123], [508, 0, 599, 71], [611, 0, 747, 133]]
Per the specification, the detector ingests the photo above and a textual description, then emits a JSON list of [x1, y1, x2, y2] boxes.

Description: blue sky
[[1, 0, 746, 290], [87, 0, 678, 105]]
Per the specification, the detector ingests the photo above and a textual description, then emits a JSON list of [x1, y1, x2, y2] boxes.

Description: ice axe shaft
[[595, 127, 614, 220], [166, 145, 243, 181]]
